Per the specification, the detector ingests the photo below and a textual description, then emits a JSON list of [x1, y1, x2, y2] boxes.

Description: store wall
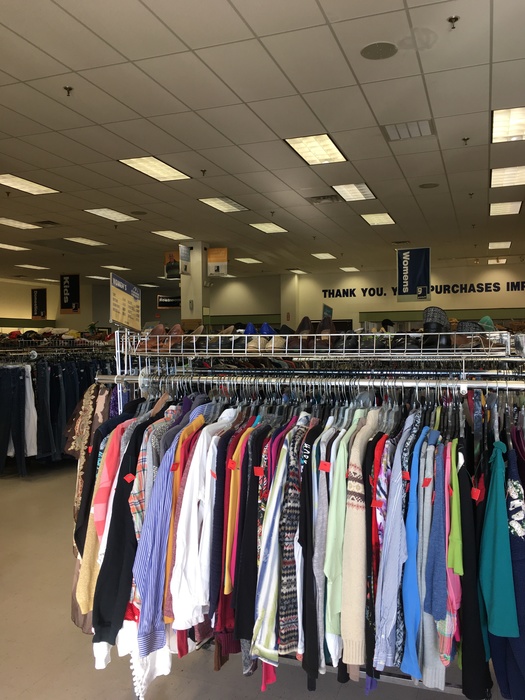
[[92, 283, 181, 331], [209, 276, 281, 319]]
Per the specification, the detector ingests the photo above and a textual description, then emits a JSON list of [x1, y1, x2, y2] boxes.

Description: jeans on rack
[[49, 363, 67, 459], [36, 360, 56, 461], [77, 361, 92, 396], [63, 360, 79, 420], [0, 367, 26, 476]]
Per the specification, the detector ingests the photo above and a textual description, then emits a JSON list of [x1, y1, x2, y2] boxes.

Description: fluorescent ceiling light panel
[[332, 183, 375, 201], [119, 156, 190, 181], [235, 257, 262, 264], [138, 283, 159, 288], [86, 275, 110, 280], [491, 166, 525, 187], [311, 252, 336, 259], [288, 268, 307, 274], [0, 218, 41, 229], [361, 213, 395, 225], [64, 237, 107, 246], [101, 265, 131, 271], [384, 120, 433, 141], [15, 264, 49, 270], [489, 241, 512, 249], [488, 258, 507, 265], [36, 278, 59, 282], [0, 174, 58, 195], [489, 201, 522, 216], [249, 223, 288, 233], [0, 243, 31, 251], [492, 107, 525, 143], [285, 134, 346, 165], [151, 230, 192, 241], [199, 197, 248, 212], [224, 274, 237, 278], [85, 208, 138, 222], [340, 266, 360, 272]]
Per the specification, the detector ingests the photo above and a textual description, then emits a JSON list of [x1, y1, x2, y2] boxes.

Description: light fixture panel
[[285, 134, 346, 165]]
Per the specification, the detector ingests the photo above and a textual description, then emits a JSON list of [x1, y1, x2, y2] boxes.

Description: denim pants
[[49, 363, 67, 459], [36, 360, 56, 461], [0, 367, 26, 475]]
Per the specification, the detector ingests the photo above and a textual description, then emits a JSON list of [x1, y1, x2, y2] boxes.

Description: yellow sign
[[109, 273, 141, 331], [208, 247, 228, 276]]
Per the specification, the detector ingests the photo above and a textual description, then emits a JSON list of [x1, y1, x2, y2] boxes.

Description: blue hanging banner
[[397, 247, 431, 302]]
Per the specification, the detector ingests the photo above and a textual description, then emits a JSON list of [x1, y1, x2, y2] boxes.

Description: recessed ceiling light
[[138, 283, 159, 288], [0, 174, 58, 195], [151, 230, 193, 241], [0, 243, 31, 251], [285, 134, 346, 165], [332, 183, 375, 201], [249, 223, 288, 233], [492, 107, 525, 143], [85, 208, 138, 222], [120, 156, 190, 181], [489, 241, 512, 249], [101, 265, 131, 271], [86, 275, 110, 280], [311, 252, 336, 260], [384, 120, 433, 140], [489, 202, 522, 216], [340, 266, 360, 272], [288, 268, 308, 274], [0, 217, 42, 229], [64, 237, 107, 246], [491, 166, 525, 187], [235, 257, 262, 264], [199, 197, 248, 212], [360, 42, 398, 60], [35, 278, 59, 282], [488, 258, 507, 265], [419, 183, 439, 189], [15, 264, 49, 270], [361, 213, 395, 225]]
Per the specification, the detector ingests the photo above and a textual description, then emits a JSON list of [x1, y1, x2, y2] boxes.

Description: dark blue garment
[[0, 366, 26, 476], [424, 442, 447, 622], [36, 360, 56, 460]]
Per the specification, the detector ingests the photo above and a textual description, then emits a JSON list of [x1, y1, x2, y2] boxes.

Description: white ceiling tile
[[0, 1, 123, 70], [332, 127, 391, 160], [104, 120, 188, 155], [304, 86, 376, 132], [198, 145, 266, 174], [248, 96, 324, 138], [229, 0, 325, 35], [318, 0, 404, 21], [265, 190, 308, 207], [236, 171, 289, 193], [426, 65, 490, 118], [362, 76, 431, 124], [0, 26, 69, 80], [262, 26, 355, 93], [443, 145, 489, 174], [63, 126, 147, 159], [396, 151, 445, 178], [406, 174, 449, 195], [200, 175, 256, 196], [0, 105, 48, 137], [389, 135, 440, 155], [0, 138, 72, 169], [493, 0, 525, 61], [151, 112, 232, 150], [22, 132, 110, 164], [0, 153, 45, 174], [310, 161, 362, 185], [241, 141, 306, 169], [197, 40, 296, 102], [353, 156, 404, 181], [333, 12, 421, 83], [13, 169, 85, 193], [233, 193, 279, 212], [137, 53, 240, 110], [28, 73, 139, 124], [0, 83, 93, 130], [80, 64, 188, 117], [409, 0, 490, 73], [159, 151, 228, 178], [370, 179, 413, 198], [488, 184, 525, 202], [446, 170, 489, 193], [197, 105, 276, 144], [272, 167, 333, 196], [491, 60, 525, 109], [84, 161, 153, 186], [53, 0, 186, 60], [490, 142, 525, 169], [434, 112, 489, 149], [98, 186, 161, 205], [142, 0, 253, 48], [49, 166, 120, 189]]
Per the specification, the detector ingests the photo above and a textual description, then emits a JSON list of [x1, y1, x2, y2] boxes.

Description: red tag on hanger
[[319, 460, 331, 473], [88, 446, 93, 454], [448, 484, 454, 498], [422, 477, 432, 488], [371, 499, 382, 508], [402, 471, 410, 481], [254, 466, 264, 477], [171, 462, 179, 472], [211, 470, 217, 480], [471, 487, 481, 502], [227, 459, 237, 471], [123, 473, 135, 483]]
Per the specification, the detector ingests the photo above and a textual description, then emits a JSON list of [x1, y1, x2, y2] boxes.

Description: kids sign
[[109, 273, 141, 331]]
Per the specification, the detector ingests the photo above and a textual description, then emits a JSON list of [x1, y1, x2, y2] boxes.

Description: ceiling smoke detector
[[360, 42, 398, 60], [419, 183, 439, 189]]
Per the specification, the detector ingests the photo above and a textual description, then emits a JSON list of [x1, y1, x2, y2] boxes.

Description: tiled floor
[[0, 461, 499, 700]]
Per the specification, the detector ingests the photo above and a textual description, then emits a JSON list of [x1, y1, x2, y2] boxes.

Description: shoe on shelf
[[137, 323, 165, 351], [247, 336, 268, 352], [218, 325, 235, 335], [182, 325, 204, 351], [160, 323, 184, 351], [296, 316, 313, 334], [265, 335, 286, 353], [259, 322, 276, 336], [244, 322, 257, 335]]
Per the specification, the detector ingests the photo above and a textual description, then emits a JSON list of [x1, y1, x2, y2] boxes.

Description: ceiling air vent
[[382, 120, 435, 141], [306, 194, 344, 205], [32, 220, 60, 228]]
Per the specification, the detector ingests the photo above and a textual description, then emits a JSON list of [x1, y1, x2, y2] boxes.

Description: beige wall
[[209, 275, 281, 316]]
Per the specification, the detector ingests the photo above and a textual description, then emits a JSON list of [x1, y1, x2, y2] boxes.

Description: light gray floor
[[0, 462, 496, 700]]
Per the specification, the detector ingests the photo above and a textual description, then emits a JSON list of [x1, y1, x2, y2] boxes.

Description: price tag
[[171, 461, 179, 472], [211, 470, 217, 480], [227, 459, 236, 470], [123, 473, 135, 483], [448, 484, 454, 498], [371, 499, 382, 508], [319, 460, 331, 473], [254, 466, 264, 477], [471, 487, 481, 502], [422, 477, 432, 488], [402, 471, 410, 481]]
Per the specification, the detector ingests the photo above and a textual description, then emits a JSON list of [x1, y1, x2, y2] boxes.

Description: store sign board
[[179, 244, 191, 275], [31, 288, 47, 320], [157, 294, 181, 309], [397, 248, 431, 302], [109, 273, 141, 331], [60, 274, 80, 313], [208, 247, 228, 277]]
